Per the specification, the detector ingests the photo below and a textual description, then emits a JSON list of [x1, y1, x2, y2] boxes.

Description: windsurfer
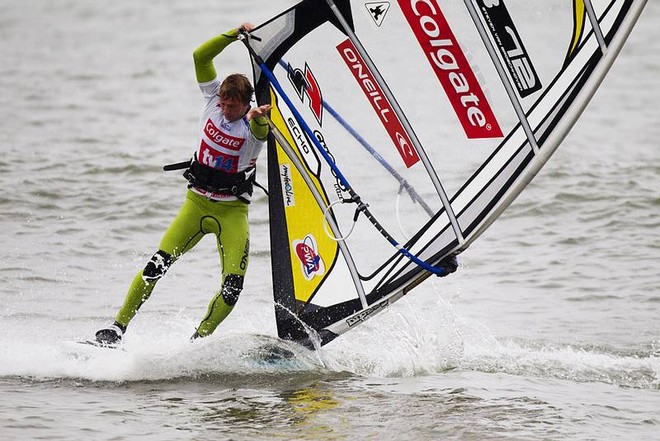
[[94, 23, 272, 346]]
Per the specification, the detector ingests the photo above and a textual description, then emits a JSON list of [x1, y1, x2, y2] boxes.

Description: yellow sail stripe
[[269, 88, 339, 305], [567, 0, 586, 62]]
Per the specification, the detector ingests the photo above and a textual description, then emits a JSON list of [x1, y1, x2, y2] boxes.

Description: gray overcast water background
[[0, 1, 658, 440]]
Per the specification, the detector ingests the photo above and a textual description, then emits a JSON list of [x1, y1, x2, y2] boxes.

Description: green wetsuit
[[113, 29, 267, 338]]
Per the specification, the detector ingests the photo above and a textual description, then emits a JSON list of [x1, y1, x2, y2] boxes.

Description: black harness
[[164, 159, 256, 204]]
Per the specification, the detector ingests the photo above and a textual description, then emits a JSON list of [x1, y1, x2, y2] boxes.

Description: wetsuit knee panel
[[142, 250, 173, 283], [221, 274, 244, 306]]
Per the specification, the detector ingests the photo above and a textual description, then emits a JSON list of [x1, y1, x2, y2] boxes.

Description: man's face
[[218, 96, 249, 122]]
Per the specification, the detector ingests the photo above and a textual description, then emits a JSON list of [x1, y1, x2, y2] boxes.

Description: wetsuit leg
[[195, 274, 245, 337], [195, 200, 249, 337], [115, 191, 209, 327]]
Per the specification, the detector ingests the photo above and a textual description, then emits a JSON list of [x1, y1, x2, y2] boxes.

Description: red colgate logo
[[337, 39, 420, 168], [204, 119, 245, 151], [399, 0, 503, 139]]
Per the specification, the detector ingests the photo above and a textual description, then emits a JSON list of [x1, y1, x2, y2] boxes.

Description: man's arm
[[248, 105, 273, 140], [194, 23, 270, 139], [192, 28, 240, 83], [249, 117, 269, 141]]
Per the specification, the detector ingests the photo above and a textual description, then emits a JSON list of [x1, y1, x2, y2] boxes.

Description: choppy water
[[1, 1, 658, 440]]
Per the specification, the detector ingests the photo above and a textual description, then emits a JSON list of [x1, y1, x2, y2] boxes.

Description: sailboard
[[243, 0, 646, 348], [61, 340, 124, 359]]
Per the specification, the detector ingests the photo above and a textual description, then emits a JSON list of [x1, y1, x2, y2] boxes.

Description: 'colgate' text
[[400, 0, 503, 139]]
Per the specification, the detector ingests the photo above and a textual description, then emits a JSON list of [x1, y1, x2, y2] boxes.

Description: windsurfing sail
[[245, 0, 646, 348]]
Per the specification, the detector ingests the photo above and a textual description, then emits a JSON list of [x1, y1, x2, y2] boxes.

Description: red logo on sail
[[293, 235, 325, 280], [337, 39, 420, 168], [399, 0, 503, 139], [287, 63, 324, 125]]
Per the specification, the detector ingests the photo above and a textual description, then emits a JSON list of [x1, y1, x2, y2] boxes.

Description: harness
[[164, 159, 255, 203]]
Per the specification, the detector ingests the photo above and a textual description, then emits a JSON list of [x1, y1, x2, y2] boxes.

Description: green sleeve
[[193, 28, 239, 83], [250, 116, 269, 141]]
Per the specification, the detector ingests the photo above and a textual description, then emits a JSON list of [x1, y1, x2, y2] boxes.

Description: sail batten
[[463, 0, 540, 154], [584, 0, 609, 52]]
